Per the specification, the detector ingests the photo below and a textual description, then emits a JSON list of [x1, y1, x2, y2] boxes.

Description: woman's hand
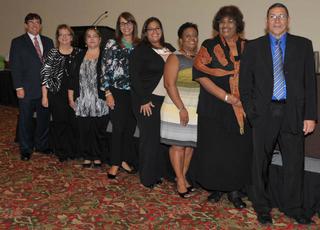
[[226, 94, 242, 107], [106, 94, 115, 110], [42, 96, 49, 108], [179, 107, 189, 126], [69, 100, 76, 111], [140, 102, 155, 117]]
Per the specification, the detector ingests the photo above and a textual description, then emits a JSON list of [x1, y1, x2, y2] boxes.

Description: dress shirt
[[269, 33, 287, 100]]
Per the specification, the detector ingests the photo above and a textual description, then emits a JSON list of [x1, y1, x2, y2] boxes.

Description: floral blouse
[[101, 39, 134, 91]]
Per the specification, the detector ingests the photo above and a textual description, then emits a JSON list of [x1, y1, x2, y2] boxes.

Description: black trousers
[[18, 97, 50, 155], [251, 102, 304, 216], [48, 91, 78, 159], [78, 115, 108, 160], [109, 88, 136, 166], [132, 94, 164, 187]]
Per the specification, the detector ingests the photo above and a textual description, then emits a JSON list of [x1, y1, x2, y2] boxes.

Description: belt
[[271, 99, 286, 104]]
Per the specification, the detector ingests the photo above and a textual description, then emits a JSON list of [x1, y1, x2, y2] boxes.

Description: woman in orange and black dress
[[192, 5, 252, 209]]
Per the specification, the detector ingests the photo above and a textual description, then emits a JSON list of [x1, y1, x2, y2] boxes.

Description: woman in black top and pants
[[130, 17, 175, 188]]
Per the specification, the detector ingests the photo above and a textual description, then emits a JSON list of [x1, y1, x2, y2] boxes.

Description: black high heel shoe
[[93, 161, 102, 168], [107, 173, 117, 179], [82, 161, 92, 168], [178, 190, 191, 198], [187, 186, 196, 192], [120, 163, 137, 174]]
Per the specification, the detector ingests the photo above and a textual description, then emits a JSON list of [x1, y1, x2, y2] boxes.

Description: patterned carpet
[[0, 105, 319, 229]]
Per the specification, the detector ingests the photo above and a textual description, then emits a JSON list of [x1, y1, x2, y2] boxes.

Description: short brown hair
[[24, 13, 42, 24], [55, 24, 74, 47]]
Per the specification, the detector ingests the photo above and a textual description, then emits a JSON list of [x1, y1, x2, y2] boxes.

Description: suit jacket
[[10, 33, 54, 99], [239, 33, 317, 133]]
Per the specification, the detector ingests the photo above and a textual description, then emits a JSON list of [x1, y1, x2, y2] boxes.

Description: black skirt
[[194, 115, 252, 191]]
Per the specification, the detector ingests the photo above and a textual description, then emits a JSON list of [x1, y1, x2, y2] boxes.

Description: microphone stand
[[91, 11, 109, 26]]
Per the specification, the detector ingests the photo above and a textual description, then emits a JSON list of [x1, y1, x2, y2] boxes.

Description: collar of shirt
[[27, 32, 44, 53], [269, 33, 287, 62]]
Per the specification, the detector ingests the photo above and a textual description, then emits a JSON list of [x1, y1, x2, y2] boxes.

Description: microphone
[[91, 11, 109, 26]]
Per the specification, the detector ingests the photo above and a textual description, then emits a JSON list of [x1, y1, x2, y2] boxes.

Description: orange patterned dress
[[192, 35, 252, 191]]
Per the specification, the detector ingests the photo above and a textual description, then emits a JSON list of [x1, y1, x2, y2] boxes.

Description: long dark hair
[[141, 17, 165, 48], [115, 12, 140, 46]]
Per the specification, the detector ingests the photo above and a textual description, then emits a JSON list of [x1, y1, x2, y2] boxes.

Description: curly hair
[[213, 5, 244, 33]]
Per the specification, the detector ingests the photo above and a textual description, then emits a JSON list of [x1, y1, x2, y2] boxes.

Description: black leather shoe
[[20, 154, 31, 161], [208, 191, 223, 203], [228, 196, 246, 209], [257, 212, 273, 225], [227, 191, 246, 209], [287, 214, 313, 225]]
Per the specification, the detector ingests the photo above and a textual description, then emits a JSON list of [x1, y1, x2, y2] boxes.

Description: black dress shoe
[[257, 212, 273, 225], [287, 214, 313, 225], [227, 191, 246, 209], [228, 196, 246, 209], [208, 191, 223, 203]]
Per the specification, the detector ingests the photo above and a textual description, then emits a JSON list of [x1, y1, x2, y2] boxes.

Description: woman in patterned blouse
[[68, 28, 109, 168], [41, 24, 81, 162], [101, 12, 140, 179]]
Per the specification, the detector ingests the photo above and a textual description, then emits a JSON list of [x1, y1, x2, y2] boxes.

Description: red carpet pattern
[[0, 105, 319, 229]]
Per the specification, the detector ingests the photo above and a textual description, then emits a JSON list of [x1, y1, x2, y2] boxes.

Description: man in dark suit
[[10, 13, 54, 161], [240, 3, 317, 225]]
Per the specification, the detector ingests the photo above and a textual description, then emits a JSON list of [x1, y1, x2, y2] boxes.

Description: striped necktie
[[272, 39, 286, 100], [33, 36, 43, 63]]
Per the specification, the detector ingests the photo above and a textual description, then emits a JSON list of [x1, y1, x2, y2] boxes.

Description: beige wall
[[0, 0, 319, 58]]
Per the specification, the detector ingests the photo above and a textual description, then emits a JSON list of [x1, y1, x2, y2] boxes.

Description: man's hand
[[16, 88, 25, 99], [303, 120, 316, 135]]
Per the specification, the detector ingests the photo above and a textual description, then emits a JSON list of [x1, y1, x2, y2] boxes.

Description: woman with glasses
[[193, 6, 252, 208], [130, 17, 175, 188], [101, 12, 139, 179], [68, 27, 108, 168], [41, 24, 81, 162]]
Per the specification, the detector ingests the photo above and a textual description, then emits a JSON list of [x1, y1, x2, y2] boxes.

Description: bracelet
[[105, 92, 112, 97], [224, 93, 229, 102], [179, 106, 186, 112]]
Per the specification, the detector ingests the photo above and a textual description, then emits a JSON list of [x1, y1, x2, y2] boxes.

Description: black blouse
[[129, 42, 175, 105]]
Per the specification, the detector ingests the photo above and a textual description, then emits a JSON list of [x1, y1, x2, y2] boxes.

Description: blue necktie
[[273, 40, 286, 100]]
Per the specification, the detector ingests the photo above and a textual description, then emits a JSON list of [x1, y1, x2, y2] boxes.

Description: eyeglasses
[[269, 14, 288, 21], [59, 34, 71, 37], [146, 27, 161, 33], [120, 21, 133, 27]]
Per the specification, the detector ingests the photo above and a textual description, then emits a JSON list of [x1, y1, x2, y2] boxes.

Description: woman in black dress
[[130, 17, 175, 188], [41, 24, 80, 162], [192, 6, 252, 209]]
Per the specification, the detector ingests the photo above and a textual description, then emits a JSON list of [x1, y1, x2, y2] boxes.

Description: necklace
[[180, 49, 196, 58]]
